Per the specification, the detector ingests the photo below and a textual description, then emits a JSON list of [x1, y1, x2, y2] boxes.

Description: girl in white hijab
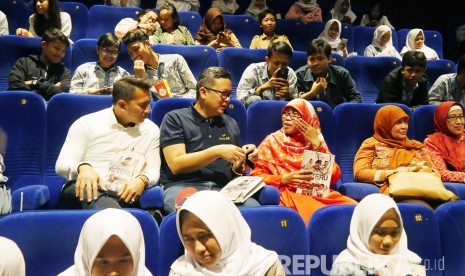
[[211, 0, 239, 15], [59, 208, 152, 276], [0, 237, 25, 276], [364, 25, 401, 59], [170, 190, 284, 276], [244, 0, 267, 21], [400, 29, 439, 60], [318, 19, 348, 58], [330, 0, 357, 24], [331, 194, 424, 276]]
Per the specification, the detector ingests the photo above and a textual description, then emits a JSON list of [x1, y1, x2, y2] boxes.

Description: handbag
[[0, 184, 12, 215], [388, 171, 458, 202]]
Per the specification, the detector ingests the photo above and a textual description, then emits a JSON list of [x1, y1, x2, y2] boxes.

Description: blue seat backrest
[[0, 209, 159, 276], [412, 104, 436, 142], [275, 19, 309, 52], [397, 29, 443, 59], [426, 59, 456, 89], [87, 5, 142, 39], [178, 11, 202, 38], [0, 35, 71, 91], [44, 94, 112, 208], [340, 23, 354, 53], [223, 14, 261, 48], [0, 91, 46, 191], [59, 2, 89, 42], [152, 44, 218, 79], [0, 0, 28, 35], [333, 103, 413, 182], [247, 100, 336, 153], [435, 201, 465, 276]]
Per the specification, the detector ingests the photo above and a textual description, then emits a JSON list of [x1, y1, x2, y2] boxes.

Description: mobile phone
[[277, 67, 289, 79]]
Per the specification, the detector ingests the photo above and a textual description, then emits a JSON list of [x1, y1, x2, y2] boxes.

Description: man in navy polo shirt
[[159, 67, 259, 213]]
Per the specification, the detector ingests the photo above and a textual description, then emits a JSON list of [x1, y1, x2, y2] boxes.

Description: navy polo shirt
[[159, 103, 241, 188]]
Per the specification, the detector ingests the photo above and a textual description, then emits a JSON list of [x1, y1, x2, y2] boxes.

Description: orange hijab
[[427, 101, 465, 171], [263, 99, 329, 175], [373, 105, 424, 169]]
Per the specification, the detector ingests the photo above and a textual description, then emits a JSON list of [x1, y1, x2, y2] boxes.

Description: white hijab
[[330, 0, 357, 23], [59, 208, 152, 276], [318, 19, 341, 49], [245, 0, 267, 17], [170, 190, 278, 276], [370, 25, 400, 58], [400, 29, 439, 60], [0, 237, 25, 276], [211, 0, 239, 14], [333, 194, 421, 274]]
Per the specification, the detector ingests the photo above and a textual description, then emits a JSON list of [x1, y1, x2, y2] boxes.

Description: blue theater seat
[[0, 209, 159, 275], [59, 2, 89, 42], [426, 59, 456, 89], [178, 11, 202, 38], [344, 56, 401, 103], [159, 206, 308, 276], [0, 0, 28, 35], [223, 14, 261, 48], [275, 19, 309, 52], [87, 5, 142, 39]]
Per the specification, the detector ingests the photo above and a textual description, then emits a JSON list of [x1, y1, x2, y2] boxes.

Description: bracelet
[[231, 164, 245, 176], [77, 163, 91, 173], [137, 175, 149, 188]]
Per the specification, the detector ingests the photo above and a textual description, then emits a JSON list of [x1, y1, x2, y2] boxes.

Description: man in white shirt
[[56, 76, 161, 209]]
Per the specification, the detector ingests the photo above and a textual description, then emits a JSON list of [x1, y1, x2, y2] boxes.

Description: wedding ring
[[130, 199, 135, 204]]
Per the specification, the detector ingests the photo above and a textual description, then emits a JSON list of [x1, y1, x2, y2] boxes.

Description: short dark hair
[[402, 50, 426, 69], [97, 32, 121, 50], [258, 8, 276, 23], [112, 76, 153, 104], [458, 54, 465, 74], [122, 29, 149, 46], [42, 28, 69, 48], [307, 39, 332, 58], [136, 9, 156, 22], [267, 41, 293, 59], [160, 3, 180, 30], [196, 67, 232, 100]]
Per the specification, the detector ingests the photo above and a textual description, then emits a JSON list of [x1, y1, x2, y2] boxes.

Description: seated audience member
[[250, 9, 293, 50], [457, 24, 465, 58], [424, 102, 465, 182], [354, 105, 438, 206], [59, 208, 152, 276], [364, 25, 401, 59], [360, 1, 394, 29], [195, 8, 242, 52], [296, 39, 361, 109], [285, 0, 322, 23], [171, 190, 285, 276], [9, 28, 70, 101], [237, 42, 297, 107], [56, 76, 160, 209], [244, 0, 267, 21], [251, 99, 356, 224], [105, 0, 140, 7], [330, 0, 357, 25], [400, 29, 439, 60], [318, 19, 348, 58], [16, 0, 71, 39], [70, 33, 129, 94], [429, 54, 465, 106], [115, 9, 159, 44], [0, 237, 26, 276], [376, 50, 428, 108], [153, 4, 195, 45], [211, 0, 239, 15], [331, 194, 424, 276], [0, 11, 8, 35], [156, 0, 200, 12], [122, 30, 196, 98], [159, 67, 259, 214]]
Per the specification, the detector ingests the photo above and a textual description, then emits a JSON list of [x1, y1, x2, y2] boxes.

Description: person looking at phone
[[237, 41, 298, 108], [70, 33, 129, 95], [296, 38, 361, 109]]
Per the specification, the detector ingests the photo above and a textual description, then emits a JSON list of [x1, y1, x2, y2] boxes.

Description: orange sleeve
[[353, 138, 388, 184], [250, 160, 283, 188]]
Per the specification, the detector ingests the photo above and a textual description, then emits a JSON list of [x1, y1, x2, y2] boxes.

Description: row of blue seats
[[1, 200, 464, 276], [0, 35, 457, 101], [0, 1, 445, 54], [2, 91, 465, 210]]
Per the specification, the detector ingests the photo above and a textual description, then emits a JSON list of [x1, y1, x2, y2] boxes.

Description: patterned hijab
[[427, 101, 465, 171], [373, 105, 424, 169], [195, 8, 232, 44]]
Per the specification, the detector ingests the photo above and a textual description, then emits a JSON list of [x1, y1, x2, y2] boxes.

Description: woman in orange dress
[[251, 99, 356, 224]]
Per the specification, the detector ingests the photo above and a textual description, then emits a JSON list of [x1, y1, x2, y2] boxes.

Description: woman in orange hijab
[[354, 105, 434, 194], [424, 102, 465, 182], [194, 7, 242, 52], [251, 99, 356, 224]]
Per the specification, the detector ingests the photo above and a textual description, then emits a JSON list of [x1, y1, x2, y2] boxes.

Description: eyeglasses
[[282, 111, 301, 119], [446, 115, 465, 122], [100, 47, 119, 57], [204, 87, 232, 100]]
